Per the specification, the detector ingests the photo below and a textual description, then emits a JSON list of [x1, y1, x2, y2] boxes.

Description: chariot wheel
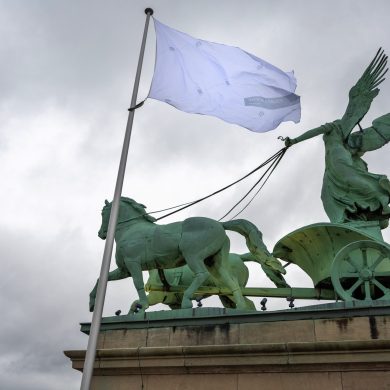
[[331, 240, 390, 301]]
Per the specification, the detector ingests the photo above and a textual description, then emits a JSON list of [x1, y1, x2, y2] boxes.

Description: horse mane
[[121, 197, 157, 223]]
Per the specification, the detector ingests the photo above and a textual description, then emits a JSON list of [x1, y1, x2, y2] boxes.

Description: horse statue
[[89, 197, 285, 313], [130, 252, 289, 312]]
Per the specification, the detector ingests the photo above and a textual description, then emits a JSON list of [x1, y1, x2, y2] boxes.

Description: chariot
[[272, 221, 390, 302]]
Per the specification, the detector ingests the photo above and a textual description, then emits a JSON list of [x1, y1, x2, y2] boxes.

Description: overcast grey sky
[[1, 1, 390, 388]]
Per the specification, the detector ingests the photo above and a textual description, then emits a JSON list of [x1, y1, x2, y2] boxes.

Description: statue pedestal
[[65, 303, 390, 389]]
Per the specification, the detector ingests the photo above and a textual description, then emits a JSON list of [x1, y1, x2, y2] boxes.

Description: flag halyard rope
[[128, 99, 146, 112]]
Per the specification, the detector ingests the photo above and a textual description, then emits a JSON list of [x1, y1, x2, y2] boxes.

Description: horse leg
[[210, 240, 247, 310], [219, 295, 236, 309], [217, 269, 247, 310], [124, 259, 149, 314], [89, 267, 128, 312], [181, 258, 210, 309], [130, 291, 166, 313]]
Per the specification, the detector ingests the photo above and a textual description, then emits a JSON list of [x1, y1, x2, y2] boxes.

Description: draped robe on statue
[[321, 114, 390, 224]]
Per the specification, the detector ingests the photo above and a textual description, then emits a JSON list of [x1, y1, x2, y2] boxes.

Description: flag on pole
[[148, 19, 301, 133]]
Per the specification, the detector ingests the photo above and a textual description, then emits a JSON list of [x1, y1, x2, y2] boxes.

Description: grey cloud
[[1, 1, 390, 388]]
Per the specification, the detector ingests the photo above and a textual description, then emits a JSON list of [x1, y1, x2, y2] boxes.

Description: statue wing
[[340, 48, 388, 137], [348, 114, 390, 153]]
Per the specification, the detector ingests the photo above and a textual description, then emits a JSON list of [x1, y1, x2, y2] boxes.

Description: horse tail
[[240, 252, 261, 264], [222, 219, 286, 276], [239, 252, 290, 288], [222, 219, 269, 257]]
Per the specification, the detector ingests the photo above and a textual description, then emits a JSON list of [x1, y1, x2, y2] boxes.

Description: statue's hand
[[284, 137, 297, 147]]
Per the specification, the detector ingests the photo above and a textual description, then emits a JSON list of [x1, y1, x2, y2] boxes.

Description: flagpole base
[[145, 8, 154, 15]]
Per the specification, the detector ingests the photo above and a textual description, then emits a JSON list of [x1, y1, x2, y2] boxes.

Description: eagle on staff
[[286, 49, 390, 228]]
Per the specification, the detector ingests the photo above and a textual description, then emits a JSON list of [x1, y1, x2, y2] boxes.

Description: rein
[[105, 147, 287, 225], [154, 147, 287, 222], [114, 214, 152, 226]]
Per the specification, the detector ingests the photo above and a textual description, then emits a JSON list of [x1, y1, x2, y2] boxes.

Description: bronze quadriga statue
[[90, 50, 390, 314]]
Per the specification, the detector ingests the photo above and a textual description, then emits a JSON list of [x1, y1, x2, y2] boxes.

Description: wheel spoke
[[364, 281, 372, 300], [373, 271, 390, 277], [340, 272, 359, 279], [346, 256, 360, 272], [370, 254, 386, 271], [347, 279, 363, 294], [361, 248, 368, 267], [372, 279, 390, 295]]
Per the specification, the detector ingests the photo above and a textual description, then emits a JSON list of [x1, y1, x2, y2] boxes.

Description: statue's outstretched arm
[[340, 48, 388, 138], [284, 124, 331, 147]]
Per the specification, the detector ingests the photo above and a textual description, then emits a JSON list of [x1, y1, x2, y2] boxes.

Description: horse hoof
[[129, 301, 139, 313], [129, 302, 148, 315]]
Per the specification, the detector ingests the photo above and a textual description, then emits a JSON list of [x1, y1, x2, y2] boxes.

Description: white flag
[[148, 19, 301, 133]]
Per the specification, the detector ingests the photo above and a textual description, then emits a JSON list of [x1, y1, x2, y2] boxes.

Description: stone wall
[[65, 313, 390, 389]]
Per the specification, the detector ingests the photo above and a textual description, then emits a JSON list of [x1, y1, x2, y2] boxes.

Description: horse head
[[98, 199, 112, 239], [98, 197, 156, 240]]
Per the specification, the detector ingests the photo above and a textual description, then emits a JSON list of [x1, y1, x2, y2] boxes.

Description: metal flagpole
[[80, 8, 154, 390]]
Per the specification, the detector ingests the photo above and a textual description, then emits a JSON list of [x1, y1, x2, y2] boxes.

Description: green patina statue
[[129, 252, 289, 312], [89, 51, 390, 312], [89, 197, 285, 313], [285, 49, 390, 228]]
